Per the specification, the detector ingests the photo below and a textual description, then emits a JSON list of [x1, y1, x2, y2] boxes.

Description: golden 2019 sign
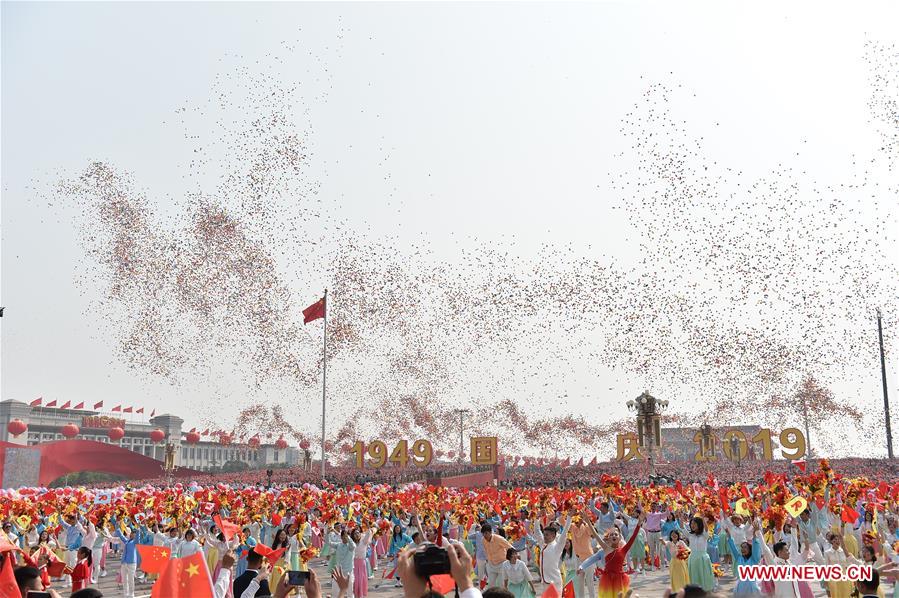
[[616, 427, 806, 462]]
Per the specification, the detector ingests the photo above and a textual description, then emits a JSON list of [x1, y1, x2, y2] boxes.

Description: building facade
[[0, 400, 305, 472]]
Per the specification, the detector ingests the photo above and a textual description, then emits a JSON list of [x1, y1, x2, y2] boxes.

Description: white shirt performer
[[530, 514, 572, 594]]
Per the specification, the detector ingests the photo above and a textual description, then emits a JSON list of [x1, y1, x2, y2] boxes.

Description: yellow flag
[[784, 496, 808, 518], [735, 498, 751, 516]]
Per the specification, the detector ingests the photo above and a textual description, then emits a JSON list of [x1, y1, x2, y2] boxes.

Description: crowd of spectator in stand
[[112, 457, 899, 490]]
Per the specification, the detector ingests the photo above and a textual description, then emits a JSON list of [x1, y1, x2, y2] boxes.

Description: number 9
[[779, 428, 806, 459], [368, 440, 388, 468], [411, 440, 433, 467]]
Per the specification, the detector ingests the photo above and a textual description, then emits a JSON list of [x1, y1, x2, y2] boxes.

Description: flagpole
[[321, 288, 328, 481]]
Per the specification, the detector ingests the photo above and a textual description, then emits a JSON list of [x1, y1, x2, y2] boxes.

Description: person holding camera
[[397, 539, 483, 598]]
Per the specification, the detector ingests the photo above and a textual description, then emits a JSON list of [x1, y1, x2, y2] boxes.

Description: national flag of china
[[94, 401, 104, 409], [303, 297, 326, 324], [136, 407, 144, 414], [136, 545, 171, 574], [562, 581, 576, 598], [112, 405, 122, 412], [30, 397, 42, 406], [150, 409, 156, 417], [73, 402, 84, 409], [61, 401, 71, 409], [213, 515, 240, 542], [842, 504, 860, 524], [151, 551, 213, 598], [429, 574, 455, 595], [541, 583, 560, 598], [0, 552, 20, 598], [45, 399, 57, 407], [123, 406, 133, 413]]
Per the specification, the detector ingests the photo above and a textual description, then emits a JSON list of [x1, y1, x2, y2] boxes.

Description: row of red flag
[[29, 397, 157, 417], [507, 456, 598, 467]]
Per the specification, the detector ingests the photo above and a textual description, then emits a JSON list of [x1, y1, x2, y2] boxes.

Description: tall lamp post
[[626, 391, 668, 477], [877, 308, 893, 458], [453, 409, 470, 463]]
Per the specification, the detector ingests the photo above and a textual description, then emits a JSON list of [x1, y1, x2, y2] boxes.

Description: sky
[[2, 1, 898, 458]]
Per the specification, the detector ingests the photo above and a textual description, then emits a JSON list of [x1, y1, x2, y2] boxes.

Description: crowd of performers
[[1, 459, 898, 597]]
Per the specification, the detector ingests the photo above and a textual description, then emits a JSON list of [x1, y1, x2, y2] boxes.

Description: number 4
[[389, 440, 409, 467]]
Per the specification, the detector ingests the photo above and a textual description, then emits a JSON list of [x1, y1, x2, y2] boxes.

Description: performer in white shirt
[[530, 513, 572, 594]]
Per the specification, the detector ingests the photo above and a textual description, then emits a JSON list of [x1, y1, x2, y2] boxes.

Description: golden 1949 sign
[[616, 427, 806, 462]]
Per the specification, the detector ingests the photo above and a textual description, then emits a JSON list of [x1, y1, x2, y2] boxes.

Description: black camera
[[413, 543, 451, 577]]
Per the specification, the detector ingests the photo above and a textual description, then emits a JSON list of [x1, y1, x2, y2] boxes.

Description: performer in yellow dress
[[662, 531, 690, 593]]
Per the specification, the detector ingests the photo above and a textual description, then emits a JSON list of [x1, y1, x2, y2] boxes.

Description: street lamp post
[[626, 391, 668, 478], [453, 409, 470, 463]]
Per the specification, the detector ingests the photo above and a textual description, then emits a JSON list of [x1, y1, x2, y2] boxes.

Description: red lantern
[[299, 439, 310, 450], [61, 423, 79, 439], [276, 437, 289, 450], [149, 429, 165, 443], [7, 419, 27, 437], [219, 434, 232, 446], [108, 427, 125, 442], [248, 436, 260, 448], [185, 431, 201, 444]]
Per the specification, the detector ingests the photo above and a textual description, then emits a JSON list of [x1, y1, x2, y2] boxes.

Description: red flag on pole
[[94, 401, 104, 409], [303, 297, 326, 324], [791, 459, 807, 472], [123, 406, 133, 413], [136, 407, 144, 414], [112, 405, 122, 412], [562, 581, 576, 598], [61, 401, 71, 409], [150, 409, 156, 417], [73, 402, 84, 409], [30, 397, 42, 406], [45, 400, 57, 407]]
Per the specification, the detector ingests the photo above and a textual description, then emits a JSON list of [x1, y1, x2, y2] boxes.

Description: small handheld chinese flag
[[841, 505, 860, 524], [429, 574, 456, 595], [0, 553, 20, 598], [541, 583, 560, 598], [562, 581, 575, 598], [151, 552, 213, 598], [136, 545, 171, 574], [213, 515, 240, 542], [303, 297, 326, 324]]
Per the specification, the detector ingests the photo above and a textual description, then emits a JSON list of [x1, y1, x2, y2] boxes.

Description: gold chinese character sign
[[470, 436, 498, 465]]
